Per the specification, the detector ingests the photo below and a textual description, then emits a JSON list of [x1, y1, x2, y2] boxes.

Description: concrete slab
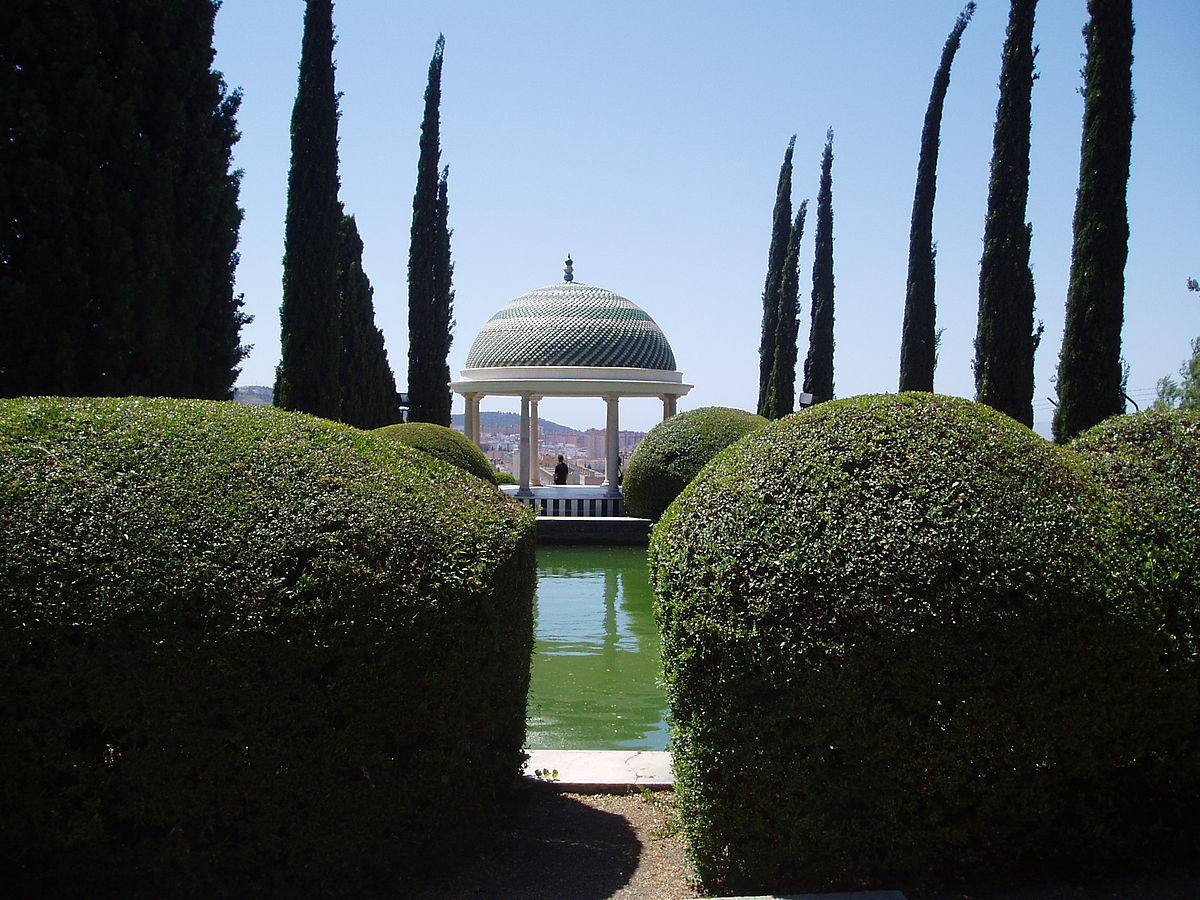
[[524, 749, 673, 791]]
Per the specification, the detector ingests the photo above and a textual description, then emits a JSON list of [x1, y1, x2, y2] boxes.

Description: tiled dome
[[465, 281, 677, 371]]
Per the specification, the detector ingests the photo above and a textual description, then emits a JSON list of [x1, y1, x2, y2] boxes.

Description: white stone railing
[[500, 485, 626, 517]]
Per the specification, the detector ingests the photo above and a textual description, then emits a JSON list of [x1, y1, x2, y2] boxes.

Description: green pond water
[[526, 545, 670, 751]]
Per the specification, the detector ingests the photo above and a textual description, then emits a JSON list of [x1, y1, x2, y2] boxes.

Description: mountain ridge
[[235, 387, 588, 435], [451, 411, 581, 435]]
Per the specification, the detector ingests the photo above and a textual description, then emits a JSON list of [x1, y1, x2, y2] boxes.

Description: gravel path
[[409, 787, 1200, 900], [409, 788, 695, 900]]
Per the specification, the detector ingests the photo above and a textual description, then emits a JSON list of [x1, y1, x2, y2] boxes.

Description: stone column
[[517, 394, 533, 497], [463, 392, 480, 444], [661, 393, 678, 420], [472, 393, 484, 445], [529, 395, 542, 486], [603, 394, 621, 497]]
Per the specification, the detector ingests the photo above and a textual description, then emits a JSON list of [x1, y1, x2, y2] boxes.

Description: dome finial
[[564, 254, 574, 282]]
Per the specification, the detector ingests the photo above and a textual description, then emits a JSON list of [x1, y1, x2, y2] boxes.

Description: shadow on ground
[[409, 791, 641, 900]]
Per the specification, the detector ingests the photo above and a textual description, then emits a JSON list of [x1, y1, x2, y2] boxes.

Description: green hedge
[[623, 407, 769, 520], [374, 421, 497, 483], [0, 397, 536, 896], [650, 393, 1198, 895], [1071, 408, 1200, 660]]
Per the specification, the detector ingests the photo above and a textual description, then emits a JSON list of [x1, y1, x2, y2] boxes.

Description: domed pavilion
[[452, 258, 692, 501]]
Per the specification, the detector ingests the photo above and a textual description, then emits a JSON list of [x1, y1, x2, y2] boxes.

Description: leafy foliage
[[275, 0, 343, 420], [1071, 409, 1200, 661], [0, 0, 247, 399], [900, 3, 976, 392], [650, 393, 1197, 895], [0, 397, 535, 895], [975, 0, 1039, 426], [623, 407, 768, 521], [1154, 338, 1200, 410], [1154, 281, 1199, 410], [1053, 0, 1135, 442], [374, 421, 496, 483]]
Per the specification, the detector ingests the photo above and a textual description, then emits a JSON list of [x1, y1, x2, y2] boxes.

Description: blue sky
[[213, 1, 1198, 435]]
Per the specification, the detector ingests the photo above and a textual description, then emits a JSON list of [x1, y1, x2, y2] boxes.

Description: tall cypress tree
[[338, 211, 399, 429], [757, 136, 796, 418], [431, 165, 455, 421], [175, 2, 252, 400], [975, 0, 1039, 427], [803, 129, 836, 406], [900, 2, 976, 393], [1052, 0, 1135, 442], [2, 2, 115, 397], [0, 0, 247, 399], [275, 0, 342, 420], [763, 202, 808, 419], [407, 35, 454, 426]]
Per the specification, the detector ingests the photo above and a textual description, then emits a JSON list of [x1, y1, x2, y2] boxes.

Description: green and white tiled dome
[[465, 281, 677, 371]]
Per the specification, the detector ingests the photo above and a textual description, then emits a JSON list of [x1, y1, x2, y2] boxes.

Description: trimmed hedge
[[1071, 409, 1200, 660], [0, 397, 536, 896], [623, 407, 769, 520], [374, 421, 497, 483], [650, 393, 1198, 895]]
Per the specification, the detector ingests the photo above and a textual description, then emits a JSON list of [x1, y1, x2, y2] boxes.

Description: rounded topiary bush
[[374, 421, 497, 483], [1071, 408, 1200, 659], [623, 406, 768, 520], [650, 393, 1198, 895], [0, 397, 536, 896]]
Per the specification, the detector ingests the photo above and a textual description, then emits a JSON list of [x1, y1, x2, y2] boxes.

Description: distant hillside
[[230, 392, 582, 434], [451, 411, 580, 435], [233, 385, 273, 406]]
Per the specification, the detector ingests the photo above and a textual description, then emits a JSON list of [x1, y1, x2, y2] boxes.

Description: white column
[[472, 394, 484, 445], [662, 393, 677, 420], [604, 394, 621, 497], [518, 394, 533, 496], [464, 393, 480, 444], [529, 396, 542, 486]]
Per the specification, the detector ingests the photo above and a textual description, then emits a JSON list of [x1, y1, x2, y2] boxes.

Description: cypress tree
[[0, 0, 246, 399], [407, 35, 454, 426], [974, 0, 1039, 427], [275, 0, 342, 420], [763, 202, 808, 419], [757, 136, 796, 418], [803, 129, 836, 407], [97, 2, 173, 394], [175, 3, 251, 400], [1052, 0, 1135, 442], [338, 211, 399, 429], [431, 165, 455, 422], [900, 2, 976, 393], [1, 1, 101, 396]]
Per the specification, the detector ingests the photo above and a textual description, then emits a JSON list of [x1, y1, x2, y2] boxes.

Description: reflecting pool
[[526, 545, 669, 751]]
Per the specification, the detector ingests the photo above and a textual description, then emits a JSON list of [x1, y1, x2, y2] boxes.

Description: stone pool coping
[[523, 749, 673, 791]]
